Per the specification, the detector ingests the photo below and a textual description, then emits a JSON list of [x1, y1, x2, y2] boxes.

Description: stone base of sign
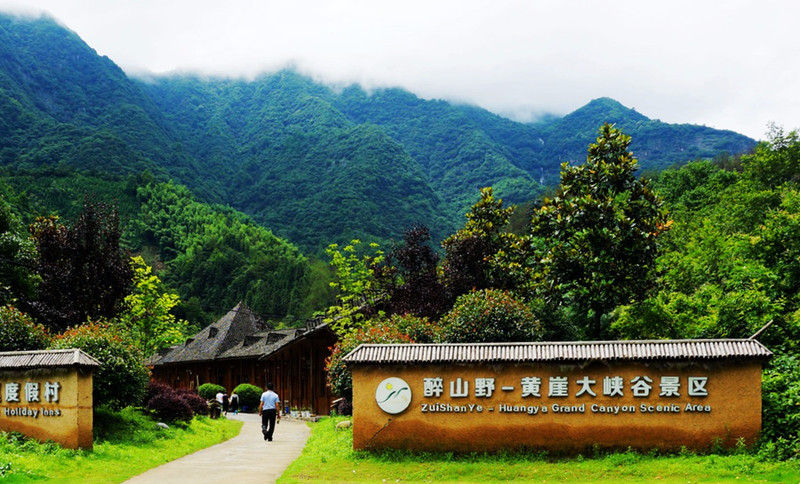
[[351, 360, 763, 453], [0, 350, 98, 450]]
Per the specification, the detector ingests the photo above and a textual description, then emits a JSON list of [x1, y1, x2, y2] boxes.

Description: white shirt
[[260, 390, 280, 411]]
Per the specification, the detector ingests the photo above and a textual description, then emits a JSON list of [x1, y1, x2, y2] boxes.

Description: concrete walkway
[[123, 413, 310, 484]]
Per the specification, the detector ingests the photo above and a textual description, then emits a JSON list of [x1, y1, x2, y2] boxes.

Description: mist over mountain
[[0, 12, 756, 252]]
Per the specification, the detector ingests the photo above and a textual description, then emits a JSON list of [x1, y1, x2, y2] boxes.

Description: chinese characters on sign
[[1, 380, 63, 418], [3, 381, 61, 403], [423, 375, 708, 398], [418, 375, 711, 416]]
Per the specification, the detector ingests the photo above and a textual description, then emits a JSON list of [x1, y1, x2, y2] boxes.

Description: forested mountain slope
[[534, 97, 755, 174], [0, 12, 756, 252], [139, 74, 452, 248], [331, 86, 545, 212], [0, 13, 227, 201]]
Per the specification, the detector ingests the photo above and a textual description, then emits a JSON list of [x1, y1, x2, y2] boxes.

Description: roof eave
[[343, 339, 773, 365]]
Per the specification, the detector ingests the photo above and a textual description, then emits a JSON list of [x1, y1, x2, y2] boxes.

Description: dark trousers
[[261, 409, 277, 440]]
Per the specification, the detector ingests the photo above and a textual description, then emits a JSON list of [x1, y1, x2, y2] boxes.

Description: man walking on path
[[259, 382, 281, 441], [123, 413, 310, 483]]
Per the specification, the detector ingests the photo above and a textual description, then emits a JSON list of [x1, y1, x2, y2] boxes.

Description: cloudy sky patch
[[1, 0, 797, 139]]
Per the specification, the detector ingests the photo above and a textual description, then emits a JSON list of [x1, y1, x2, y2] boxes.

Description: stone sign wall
[[345, 340, 770, 453], [0, 350, 98, 450]]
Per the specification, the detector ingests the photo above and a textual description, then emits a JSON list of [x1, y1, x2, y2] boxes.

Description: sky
[[1, 0, 798, 140]]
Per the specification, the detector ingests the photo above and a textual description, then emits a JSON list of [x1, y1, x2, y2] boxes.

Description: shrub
[[146, 391, 193, 423], [0, 305, 51, 351], [387, 313, 443, 343], [232, 383, 262, 411], [142, 380, 209, 417], [141, 380, 208, 422], [439, 289, 541, 343], [144, 380, 174, 407], [93, 406, 156, 444], [50, 321, 148, 410], [177, 389, 209, 417], [760, 351, 800, 459], [326, 319, 413, 400], [335, 398, 353, 416], [197, 383, 225, 401]]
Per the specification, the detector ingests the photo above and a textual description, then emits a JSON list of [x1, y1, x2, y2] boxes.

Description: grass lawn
[[279, 417, 800, 483], [0, 407, 242, 483]]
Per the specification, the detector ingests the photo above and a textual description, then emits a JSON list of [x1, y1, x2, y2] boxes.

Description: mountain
[[0, 13, 229, 201], [331, 86, 546, 213], [137, 74, 452, 249], [0, 12, 757, 253], [534, 97, 754, 174]]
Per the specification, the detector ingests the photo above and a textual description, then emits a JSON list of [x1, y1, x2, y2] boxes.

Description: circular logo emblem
[[375, 377, 412, 414]]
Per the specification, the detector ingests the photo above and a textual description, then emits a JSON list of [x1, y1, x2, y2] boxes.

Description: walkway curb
[[123, 413, 310, 484]]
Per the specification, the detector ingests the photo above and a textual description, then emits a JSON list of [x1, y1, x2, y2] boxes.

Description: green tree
[[136, 181, 313, 322], [614, 130, 800, 348], [441, 187, 521, 298], [0, 195, 37, 305], [531, 124, 670, 338], [50, 321, 149, 410], [439, 289, 541, 343], [326, 318, 414, 399], [743, 125, 800, 189], [0, 305, 50, 351], [323, 239, 389, 335], [761, 353, 800, 458], [118, 256, 191, 357]]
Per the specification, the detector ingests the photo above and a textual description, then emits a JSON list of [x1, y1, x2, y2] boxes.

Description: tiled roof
[[216, 328, 297, 359], [155, 302, 272, 365], [0, 349, 100, 369], [343, 339, 772, 364], [257, 323, 330, 361], [150, 303, 331, 365]]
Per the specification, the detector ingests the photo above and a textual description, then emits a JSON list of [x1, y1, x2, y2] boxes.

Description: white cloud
[[1, 0, 798, 139]]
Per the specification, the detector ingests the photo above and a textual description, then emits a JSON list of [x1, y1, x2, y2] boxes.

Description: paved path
[[123, 413, 310, 484]]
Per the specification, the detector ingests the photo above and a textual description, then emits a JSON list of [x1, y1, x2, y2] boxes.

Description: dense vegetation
[[322, 125, 800, 458], [0, 10, 797, 463], [0, 12, 754, 254], [132, 181, 317, 320], [0, 176, 326, 327], [140, 74, 454, 250], [50, 322, 149, 410]]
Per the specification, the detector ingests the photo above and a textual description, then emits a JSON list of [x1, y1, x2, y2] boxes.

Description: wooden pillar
[[309, 336, 315, 413]]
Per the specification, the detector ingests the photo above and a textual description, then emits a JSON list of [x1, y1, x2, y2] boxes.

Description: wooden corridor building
[[148, 303, 338, 415]]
